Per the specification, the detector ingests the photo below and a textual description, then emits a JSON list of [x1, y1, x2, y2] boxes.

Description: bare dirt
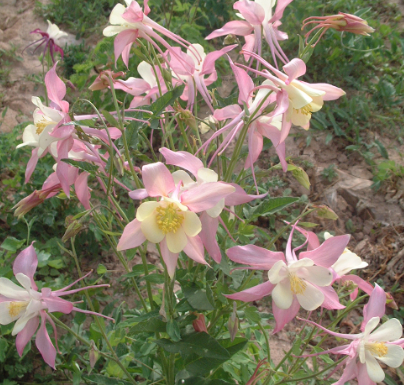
[[1, 0, 403, 380]]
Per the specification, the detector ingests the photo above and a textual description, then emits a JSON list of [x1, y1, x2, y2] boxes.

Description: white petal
[[370, 318, 403, 342], [197, 167, 218, 183], [297, 266, 332, 287], [188, 43, 206, 69], [15, 274, 32, 291], [0, 302, 23, 324], [166, 227, 187, 253], [37, 124, 59, 150], [182, 211, 201, 237], [283, 84, 313, 109], [140, 214, 165, 243], [365, 351, 385, 383], [272, 280, 293, 309], [288, 258, 314, 270], [291, 80, 326, 98], [172, 170, 195, 187], [109, 3, 127, 24], [296, 281, 324, 311], [136, 201, 159, 221], [138, 61, 156, 88], [377, 344, 404, 368], [0, 278, 29, 300], [206, 199, 225, 218], [332, 250, 367, 276], [364, 317, 381, 339], [12, 310, 36, 335], [18, 124, 38, 147], [267, 260, 288, 284], [103, 25, 127, 37]]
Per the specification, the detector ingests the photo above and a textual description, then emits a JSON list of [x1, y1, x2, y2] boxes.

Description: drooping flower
[[117, 161, 236, 277], [0, 244, 111, 368], [299, 285, 404, 385], [225, 225, 350, 332], [25, 20, 68, 63], [206, 0, 292, 67], [160, 147, 266, 262], [302, 12, 375, 46]]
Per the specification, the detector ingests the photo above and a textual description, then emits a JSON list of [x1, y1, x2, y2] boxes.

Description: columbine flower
[[302, 12, 375, 46], [206, 0, 292, 67], [238, 53, 346, 131], [0, 244, 111, 368], [160, 148, 266, 262], [226, 225, 350, 332], [299, 285, 404, 385], [117, 161, 235, 277], [26, 20, 68, 63]]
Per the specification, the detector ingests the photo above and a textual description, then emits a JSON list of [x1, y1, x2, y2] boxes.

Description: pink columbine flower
[[0, 244, 111, 368], [168, 44, 237, 112], [238, 53, 345, 135], [160, 147, 266, 262], [302, 12, 375, 46], [206, 0, 292, 67], [103, 0, 199, 72], [117, 161, 236, 277], [225, 225, 350, 332], [25, 20, 68, 63], [299, 285, 404, 384]]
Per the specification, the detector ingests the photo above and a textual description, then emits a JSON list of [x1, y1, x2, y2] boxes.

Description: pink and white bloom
[[117, 161, 236, 277], [238, 53, 345, 133], [168, 44, 237, 112], [206, 0, 292, 67], [226, 226, 350, 332], [103, 0, 199, 71], [160, 147, 266, 262], [300, 285, 404, 385], [0, 244, 111, 368]]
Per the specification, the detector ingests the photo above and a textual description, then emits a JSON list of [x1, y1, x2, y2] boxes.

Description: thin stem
[[258, 321, 271, 364], [140, 243, 155, 310]]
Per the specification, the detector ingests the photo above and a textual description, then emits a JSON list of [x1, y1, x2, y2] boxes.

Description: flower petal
[[297, 266, 332, 287], [13, 244, 38, 291], [370, 318, 403, 342], [141, 214, 166, 244], [142, 162, 175, 197], [160, 238, 179, 278], [183, 235, 207, 265], [182, 211, 202, 237], [377, 344, 404, 368], [160, 147, 203, 178], [199, 213, 221, 263], [267, 260, 288, 284], [0, 278, 28, 300], [16, 316, 39, 356], [225, 281, 275, 302], [228, 245, 284, 269], [136, 201, 159, 221], [117, 219, 146, 251], [272, 280, 293, 309], [362, 284, 386, 328], [36, 313, 56, 369], [365, 351, 385, 383], [272, 297, 300, 333], [166, 227, 188, 253], [296, 282, 324, 311]]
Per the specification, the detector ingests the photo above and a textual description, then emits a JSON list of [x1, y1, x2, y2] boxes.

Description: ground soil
[[0, 0, 403, 382]]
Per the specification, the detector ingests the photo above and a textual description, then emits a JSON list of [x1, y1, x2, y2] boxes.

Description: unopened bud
[[89, 341, 99, 369], [192, 313, 208, 333], [199, 115, 217, 134], [224, 34, 238, 45], [227, 302, 238, 341], [62, 215, 83, 243]]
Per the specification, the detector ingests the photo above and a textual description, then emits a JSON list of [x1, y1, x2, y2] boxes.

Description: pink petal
[[25, 148, 39, 184], [299, 234, 351, 268], [234, 0, 265, 26], [229, 56, 254, 105], [227, 244, 284, 269], [16, 316, 39, 356], [183, 235, 208, 266], [205, 20, 253, 39], [201, 44, 238, 75], [339, 274, 373, 300], [75, 172, 90, 210], [45, 63, 69, 113], [13, 244, 38, 290], [293, 226, 320, 251], [244, 129, 263, 169], [43, 295, 74, 314], [225, 281, 275, 302], [36, 312, 56, 369], [160, 238, 179, 278], [115, 77, 151, 96], [301, 81, 346, 101], [142, 162, 175, 197], [362, 284, 386, 330], [317, 286, 345, 310], [272, 297, 300, 333], [122, 1, 144, 23], [129, 189, 149, 200], [199, 213, 221, 263], [180, 182, 235, 212], [271, 0, 294, 23], [56, 136, 74, 197], [242, 34, 255, 61], [114, 30, 139, 67], [159, 147, 203, 178], [213, 104, 243, 121], [283, 58, 306, 84], [168, 47, 195, 75], [121, 43, 133, 69], [224, 183, 267, 206], [117, 219, 146, 251]]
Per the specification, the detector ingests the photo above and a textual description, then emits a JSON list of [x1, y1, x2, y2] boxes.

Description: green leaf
[[48, 258, 64, 269], [243, 307, 261, 323], [166, 319, 181, 342], [129, 317, 166, 334], [315, 205, 338, 220], [97, 264, 107, 275], [180, 378, 234, 385], [156, 333, 230, 360], [0, 338, 8, 362], [101, 110, 120, 128], [291, 167, 310, 190], [298, 222, 318, 228], [83, 374, 133, 385], [125, 120, 139, 150], [1, 237, 25, 252], [143, 274, 165, 284], [374, 139, 389, 159], [122, 264, 157, 278], [327, 111, 344, 137], [61, 159, 99, 175], [182, 284, 215, 311], [149, 85, 185, 116], [243, 197, 299, 221]]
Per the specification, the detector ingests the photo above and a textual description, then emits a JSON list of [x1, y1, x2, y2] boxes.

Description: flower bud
[[224, 34, 238, 45], [89, 341, 99, 369], [89, 70, 126, 91], [62, 216, 83, 243], [227, 302, 238, 341], [192, 313, 208, 333]]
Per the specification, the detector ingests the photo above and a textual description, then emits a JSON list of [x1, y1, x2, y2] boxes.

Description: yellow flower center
[[289, 274, 307, 295], [366, 342, 388, 357], [155, 203, 184, 234], [295, 104, 314, 116], [8, 301, 28, 318], [35, 119, 49, 135]]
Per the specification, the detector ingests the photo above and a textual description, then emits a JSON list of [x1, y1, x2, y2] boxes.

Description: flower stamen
[[8, 301, 28, 317], [155, 203, 184, 234], [289, 274, 307, 295], [366, 342, 388, 357], [294, 104, 313, 117]]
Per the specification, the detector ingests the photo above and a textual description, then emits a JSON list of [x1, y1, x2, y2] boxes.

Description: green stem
[[140, 244, 155, 310], [258, 321, 271, 364]]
